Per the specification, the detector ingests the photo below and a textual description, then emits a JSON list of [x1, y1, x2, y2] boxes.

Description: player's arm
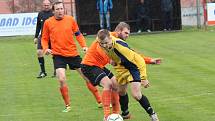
[[140, 54, 162, 65], [41, 21, 51, 55], [72, 18, 88, 53], [132, 48, 162, 65], [34, 13, 42, 44]]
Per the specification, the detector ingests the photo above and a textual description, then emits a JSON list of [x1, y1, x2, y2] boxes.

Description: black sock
[[138, 95, 155, 115], [119, 93, 129, 115], [38, 57, 45, 73]]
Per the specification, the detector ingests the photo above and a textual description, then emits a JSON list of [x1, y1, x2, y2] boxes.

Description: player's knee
[[58, 76, 66, 83], [112, 86, 118, 92], [131, 92, 142, 100], [101, 78, 113, 90], [37, 50, 43, 57], [118, 89, 127, 96]]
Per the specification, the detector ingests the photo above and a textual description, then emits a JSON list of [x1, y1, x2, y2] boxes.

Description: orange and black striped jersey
[[42, 15, 87, 57]]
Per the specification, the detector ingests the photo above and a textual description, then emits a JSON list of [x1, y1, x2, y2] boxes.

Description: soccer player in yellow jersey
[[113, 22, 161, 65], [111, 22, 161, 119], [97, 29, 159, 121]]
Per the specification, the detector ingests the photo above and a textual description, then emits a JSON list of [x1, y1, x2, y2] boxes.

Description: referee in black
[[34, 0, 54, 78]]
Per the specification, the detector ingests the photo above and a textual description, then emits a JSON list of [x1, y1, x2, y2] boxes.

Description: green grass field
[[0, 30, 215, 121]]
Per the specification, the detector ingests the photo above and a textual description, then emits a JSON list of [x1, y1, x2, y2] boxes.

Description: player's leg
[[36, 36, 47, 78], [99, 76, 113, 119], [53, 55, 71, 112], [130, 81, 159, 121], [118, 84, 131, 119], [110, 76, 120, 114], [76, 68, 102, 107], [104, 67, 120, 114], [81, 65, 113, 120], [71, 55, 102, 107], [56, 68, 71, 112]]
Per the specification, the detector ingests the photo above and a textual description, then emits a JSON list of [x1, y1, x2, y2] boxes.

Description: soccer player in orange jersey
[[41, 1, 101, 112], [81, 40, 120, 120]]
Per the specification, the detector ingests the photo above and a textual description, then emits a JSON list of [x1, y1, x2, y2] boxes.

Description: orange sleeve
[[41, 20, 50, 51], [140, 54, 153, 64], [71, 17, 87, 48], [110, 32, 118, 38], [143, 56, 153, 64], [76, 35, 87, 48]]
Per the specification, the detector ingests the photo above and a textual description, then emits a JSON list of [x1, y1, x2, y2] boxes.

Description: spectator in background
[[136, 0, 151, 33], [161, 0, 173, 31], [96, 0, 113, 30], [34, 0, 54, 78]]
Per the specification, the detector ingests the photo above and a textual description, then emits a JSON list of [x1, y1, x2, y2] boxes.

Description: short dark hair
[[115, 22, 130, 32], [52, 1, 64, 10]]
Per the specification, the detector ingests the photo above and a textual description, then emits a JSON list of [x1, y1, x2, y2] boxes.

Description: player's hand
[[141, 80, 150, 88], [34, 38, 38, 44], [151, 58, 162, 65], [82, 47, 88, 53], [44, 49, 52, 55]]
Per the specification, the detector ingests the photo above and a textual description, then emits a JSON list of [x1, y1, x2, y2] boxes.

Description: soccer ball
[[106, 114, 124, 121]]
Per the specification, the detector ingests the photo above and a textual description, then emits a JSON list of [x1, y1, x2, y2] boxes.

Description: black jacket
[[34, 10, 53, 38], [136, 0, 150, 18]]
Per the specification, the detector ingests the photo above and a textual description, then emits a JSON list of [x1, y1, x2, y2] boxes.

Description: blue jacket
[[97, 0, 113, 13]]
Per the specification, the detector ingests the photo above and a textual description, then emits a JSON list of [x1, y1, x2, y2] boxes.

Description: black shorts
[[81, 64, 114, 86], [53, 55, 82, 70], [37, 35, 51, 49]]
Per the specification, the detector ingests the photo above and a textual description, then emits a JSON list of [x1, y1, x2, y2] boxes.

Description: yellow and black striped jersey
[[103, 36, 146, 81]]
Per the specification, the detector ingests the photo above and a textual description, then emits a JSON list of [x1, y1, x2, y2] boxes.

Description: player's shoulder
[[110, 32, 118, 38], [38, 11, 43, 14], [112, 36, 128, 47], [64, 15, 75, 20], [44, 16, 54, 23], [37, 11, 43, 17], [38, 10, 47, 15]]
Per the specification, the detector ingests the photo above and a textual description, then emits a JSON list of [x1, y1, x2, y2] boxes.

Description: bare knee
[[100, 76, 113, 90], [118, 89, 127, 96], [118, 85, 128, 96], [130, 82, 142, 100], [37, 50, 43, 57], [131, 92, 142, 100], [58, 76, 66, 87]]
